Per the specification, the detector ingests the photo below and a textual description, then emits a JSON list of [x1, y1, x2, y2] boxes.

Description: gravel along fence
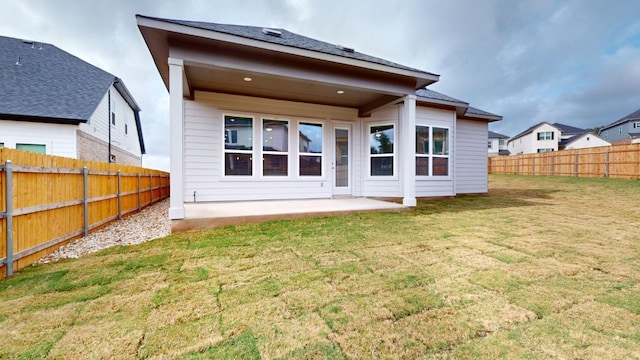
[[38, 198, 170, 264]]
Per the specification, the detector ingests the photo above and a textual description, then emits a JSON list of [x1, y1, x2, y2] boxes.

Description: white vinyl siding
[[183, 91, 357, 202], [80, 84, 141, 158], [456, 120, 488, 194], [0, 119, 76, 157]]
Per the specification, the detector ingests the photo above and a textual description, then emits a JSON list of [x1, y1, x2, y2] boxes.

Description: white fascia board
[[138, 16, 439, 84]]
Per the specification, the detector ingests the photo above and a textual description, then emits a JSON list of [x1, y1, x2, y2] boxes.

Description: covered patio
[[171, 197, 408, 232]]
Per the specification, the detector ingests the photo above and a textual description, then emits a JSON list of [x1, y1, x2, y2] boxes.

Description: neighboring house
[[507, 122, 608, 154], [488, 131, 509, 156], [599, 108, 640, 144], [136, 15, 502, 220], [560, 132, 611, 150], [0, 36, 145, 165]]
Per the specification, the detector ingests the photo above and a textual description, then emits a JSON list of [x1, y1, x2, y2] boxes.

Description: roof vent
[[337, 45, 355, 53], [262, 28, 282, 37]]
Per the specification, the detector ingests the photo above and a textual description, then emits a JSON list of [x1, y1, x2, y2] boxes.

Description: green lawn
[[1, 175, 639, 359]]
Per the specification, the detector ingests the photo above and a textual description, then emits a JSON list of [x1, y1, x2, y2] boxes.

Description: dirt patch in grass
[[1, 175, 640, 359]]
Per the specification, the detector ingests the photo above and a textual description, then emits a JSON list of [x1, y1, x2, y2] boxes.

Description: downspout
[[108, 87, 112, 163]]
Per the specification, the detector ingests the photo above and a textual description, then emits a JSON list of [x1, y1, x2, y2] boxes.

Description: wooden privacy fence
[[488, 144, 640, 179], [0, 148, 169, 278]]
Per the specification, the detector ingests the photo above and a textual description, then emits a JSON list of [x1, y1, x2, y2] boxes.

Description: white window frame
[[537, 131, 553, 140], [223, 114, 255, 177], [415, 125, 451, 178], [262, 118, 290, 177], [367, 122, 396, 178], [298, 121, 323, 178]]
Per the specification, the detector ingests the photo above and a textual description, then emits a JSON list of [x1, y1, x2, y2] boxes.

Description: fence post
[[574, 153, 579, 177], [605, 150, 609, 178], [117, 170, 122, 220], [5, 160, 14, 277], [137, 173, 141, 211], [83, 167, 89, 237], [149, 173, 153, 205], [550, 154, 554, 176]]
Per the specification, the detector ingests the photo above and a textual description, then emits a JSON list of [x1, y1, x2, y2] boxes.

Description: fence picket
[[488, 144, 640, 179], [0, 148, 169, 278]]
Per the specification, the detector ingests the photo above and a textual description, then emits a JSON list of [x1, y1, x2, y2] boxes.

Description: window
[[111, 112, 116, 126], [263, 119, 288, 176], [17, 143, 46, 154], [415, 126, 430, 176], [299, 122, 322, 176], [0, 142, 4, 148], [415, 126, 449, 176], [537, 148, 554, 153], [370, 124, 394, 176], [603, 131, 608, 140], [634, 122, 640, 129], [224, 115, 253, 176], [619, 126, 623, 134], [125, 123, 128, 135], [499, 139, 506, 146], [537, 131, 554, 140], [488, 140, 493, 149], [432, 127, 449, 176]]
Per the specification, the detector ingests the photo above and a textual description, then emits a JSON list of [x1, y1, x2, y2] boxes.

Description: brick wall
[[77, 130, 141, 166]]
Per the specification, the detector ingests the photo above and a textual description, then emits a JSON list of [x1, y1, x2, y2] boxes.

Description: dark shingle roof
[[145, 16, 437, 77], [0, 35, 145, 153], [601, 107, 640, 130], [0, 36, 116, 122], [466, 106, 500, 118], [415, 88, 467, 104], [552, 122, 585, 135], [488, 131, 509, 139]]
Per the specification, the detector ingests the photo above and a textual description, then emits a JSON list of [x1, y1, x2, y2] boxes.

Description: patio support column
[[168, 57, 185, 219], [401, 94, 417, 207]]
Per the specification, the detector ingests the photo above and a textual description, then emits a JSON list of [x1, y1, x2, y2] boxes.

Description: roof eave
[[416, 95, 469, 115], [0, 113, 86, 125], [136, 15, 440, 87]]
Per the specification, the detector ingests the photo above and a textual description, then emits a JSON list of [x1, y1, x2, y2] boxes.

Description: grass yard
[[1, 175, 639, 359]]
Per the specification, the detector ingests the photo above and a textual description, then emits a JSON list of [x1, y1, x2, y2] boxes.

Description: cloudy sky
[[1, 0, 639, 170]]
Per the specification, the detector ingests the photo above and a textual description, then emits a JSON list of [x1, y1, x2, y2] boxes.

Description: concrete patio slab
[[171, 197, 408, 232]]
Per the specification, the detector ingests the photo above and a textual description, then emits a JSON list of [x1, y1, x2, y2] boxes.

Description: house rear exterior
[[136, 16, 501, 220], [0, 36, 145, 165]]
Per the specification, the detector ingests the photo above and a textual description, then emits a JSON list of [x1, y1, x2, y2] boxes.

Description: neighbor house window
[[537, 131, 554, 140], [0, 142, 4, 148], [370, 124, 394, 176], [537, 148, 554, 153], [499, 139, 506, 146], [603, 131, 608, 140], [634, 122, 640, 129], [17, 143, 46, 154], [111, 112, 116, 126], [619, 126, 623, 134], [415, 126, 449, 176], [488, 140, 493, 149], [299, 122, 323, 176], [125, 123, 128, 135], [263, 119, 289, 176], [224, 115, 253, 176]]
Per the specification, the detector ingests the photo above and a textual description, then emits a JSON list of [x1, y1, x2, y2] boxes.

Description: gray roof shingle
[[143, 16, 437, 77], [488, 131, 509, 139], [0, 36, 117, 122], [1, 35, 145, 153], [415, 88, 467, 104]]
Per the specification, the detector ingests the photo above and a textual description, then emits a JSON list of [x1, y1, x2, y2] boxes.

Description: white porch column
[[168, 58, 185, 219], [401, 94, 417, 206]]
